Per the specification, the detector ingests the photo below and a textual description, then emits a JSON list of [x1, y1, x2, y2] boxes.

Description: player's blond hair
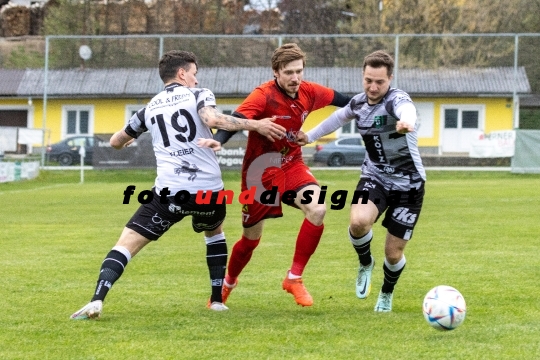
[[271, 43, 306, 72]]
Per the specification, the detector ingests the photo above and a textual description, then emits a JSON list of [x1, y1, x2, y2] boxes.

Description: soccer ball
[[422, 285, 466, 331]]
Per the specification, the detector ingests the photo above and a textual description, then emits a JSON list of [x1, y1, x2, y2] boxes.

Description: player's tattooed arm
[[199, 106, 285, 142], [110, 130, 135, 149]]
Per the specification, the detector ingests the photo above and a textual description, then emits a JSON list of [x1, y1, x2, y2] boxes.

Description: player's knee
[[349, 221, 371, 238], [385, 252, 404, 265], [305, 203, 326, 224]]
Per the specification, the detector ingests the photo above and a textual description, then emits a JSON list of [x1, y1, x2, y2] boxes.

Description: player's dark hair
[[363, 50, 394, 77], [159, 50, 198, 83], [271, 43, 306, 72]]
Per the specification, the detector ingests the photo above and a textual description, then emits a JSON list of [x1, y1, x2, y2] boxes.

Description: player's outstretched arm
[[110, 130, 135, 150], [396, 121, 414, 134], [395, 102, 417, 134], [296, 131, 309, 146], [199, 106, 285, 142]]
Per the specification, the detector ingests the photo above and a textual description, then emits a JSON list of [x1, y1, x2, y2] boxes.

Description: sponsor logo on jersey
[[285, 130, 299, 143], [371, 135, 388, 163], [382, 166, 395, 174]]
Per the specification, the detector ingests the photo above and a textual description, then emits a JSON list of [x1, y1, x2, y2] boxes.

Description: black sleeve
[[213, 129, 237, 145], [124, 124, 140, 139], [331, 90, 352, 107]]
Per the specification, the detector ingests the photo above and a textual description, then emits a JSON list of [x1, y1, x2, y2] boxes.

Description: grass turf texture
[[1, 169, 539, 359]]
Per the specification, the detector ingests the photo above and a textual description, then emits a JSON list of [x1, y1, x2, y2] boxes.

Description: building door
[[440, 106, 484, 153]]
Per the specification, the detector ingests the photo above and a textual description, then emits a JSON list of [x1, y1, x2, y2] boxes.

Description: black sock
[[206, 239, 228, 303], [91, 250, 129, 302], [381, 262, 406, 294], [350, 230, 373, 266]]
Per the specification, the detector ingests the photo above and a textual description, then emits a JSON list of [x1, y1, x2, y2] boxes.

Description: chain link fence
[[29, 33, 540, 166], [43, 33, 540, 92]]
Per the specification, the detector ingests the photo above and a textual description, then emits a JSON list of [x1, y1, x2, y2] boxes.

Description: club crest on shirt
[[301, 111, 309, 124], [374, 115, 387, 128], [174, 160, 201, 181]]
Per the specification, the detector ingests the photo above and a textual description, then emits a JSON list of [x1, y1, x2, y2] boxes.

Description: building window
[[62, 106, 93, 138], [444, 109, 459, 128], [462, 110, 479, 128], [443, 107, 481, 130], [125, 105, 143, 124]]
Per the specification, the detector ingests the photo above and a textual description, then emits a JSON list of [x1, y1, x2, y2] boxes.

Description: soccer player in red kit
[[213, 43, 351, 306]]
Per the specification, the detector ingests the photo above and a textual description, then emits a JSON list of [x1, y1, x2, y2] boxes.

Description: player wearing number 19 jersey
[[126, 83, 224, 195], [70, 50, 285, 320], [302, 50, 426, 312]]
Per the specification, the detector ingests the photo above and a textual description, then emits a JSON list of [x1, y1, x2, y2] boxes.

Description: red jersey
[[235, 79, 335, 180]]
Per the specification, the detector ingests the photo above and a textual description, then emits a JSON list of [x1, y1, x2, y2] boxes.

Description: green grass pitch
[[1, 169, 539, 359]]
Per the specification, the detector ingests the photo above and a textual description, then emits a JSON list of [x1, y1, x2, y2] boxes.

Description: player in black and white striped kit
[[71, 50, 285, 319], [297, 50, 426, 312]]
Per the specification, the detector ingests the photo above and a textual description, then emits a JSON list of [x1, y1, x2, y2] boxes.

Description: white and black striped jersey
[[347, 88, 426, 189], [124, 82, 223, 194]]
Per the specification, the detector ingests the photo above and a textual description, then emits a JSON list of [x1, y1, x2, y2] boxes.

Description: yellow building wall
[[0, 99, 28, 106], [15, 95, 513, 148], [298, 96, 514, 148], [29, 98, 149, 144], [412, 96, 514, 148]]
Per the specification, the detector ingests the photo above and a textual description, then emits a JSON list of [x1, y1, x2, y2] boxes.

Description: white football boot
[[70, 300, 103, 320]]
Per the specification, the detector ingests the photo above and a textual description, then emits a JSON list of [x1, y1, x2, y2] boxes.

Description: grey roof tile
[[0, 66, 531, 97], [0, 69, 25, 95], [396, 67, 530, 94]]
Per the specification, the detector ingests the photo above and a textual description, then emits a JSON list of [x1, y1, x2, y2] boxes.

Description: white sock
[[384, 255, 406, 272], [288, 271, 302, 279]]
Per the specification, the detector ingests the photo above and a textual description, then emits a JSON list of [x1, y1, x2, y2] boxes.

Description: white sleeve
[[305, 107, 354, 143], [395, 102, 417, 127]]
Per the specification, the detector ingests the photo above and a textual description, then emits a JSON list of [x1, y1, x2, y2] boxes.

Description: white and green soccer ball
[[423, 285, 466, 331]]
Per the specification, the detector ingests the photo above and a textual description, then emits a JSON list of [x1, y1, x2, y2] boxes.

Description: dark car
[[46, 135, 94, 166], [312, 137, 366, 167]]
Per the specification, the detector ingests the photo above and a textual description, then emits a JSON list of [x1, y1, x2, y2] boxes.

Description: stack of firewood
[[0, 4, 30, 37]]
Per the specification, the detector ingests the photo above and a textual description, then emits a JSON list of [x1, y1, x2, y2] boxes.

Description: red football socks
[[225, 235, 260, 283], [290, 218, 324, 277]]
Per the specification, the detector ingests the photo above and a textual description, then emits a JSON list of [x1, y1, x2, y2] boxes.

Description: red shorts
[[241, 161, 318, 227]]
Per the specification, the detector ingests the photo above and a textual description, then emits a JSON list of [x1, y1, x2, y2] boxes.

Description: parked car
[[312, 137, 366, 167], [46, 136, 94, 166]]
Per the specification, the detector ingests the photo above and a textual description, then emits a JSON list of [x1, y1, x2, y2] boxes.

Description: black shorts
[[126, 188, 226, 241], [354, 177, 425, 240]]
